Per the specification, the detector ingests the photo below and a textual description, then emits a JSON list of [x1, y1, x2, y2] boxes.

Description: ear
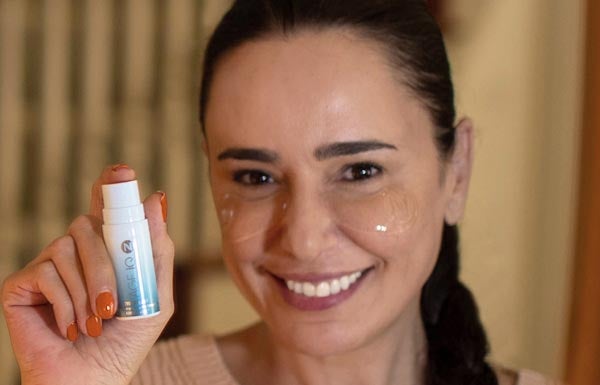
[[444, 117, 474, 225]]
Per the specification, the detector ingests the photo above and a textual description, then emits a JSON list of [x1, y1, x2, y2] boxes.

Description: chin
[[269, 320, 370, 357]]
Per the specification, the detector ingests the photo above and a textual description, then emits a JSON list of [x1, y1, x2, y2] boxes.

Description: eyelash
[[340, 162, 383, 182], [231, 162, 383, 187], [232, 169, 275, 186]]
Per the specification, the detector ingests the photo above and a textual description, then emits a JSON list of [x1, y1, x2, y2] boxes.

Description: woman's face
[[204, 29, 471, 355]]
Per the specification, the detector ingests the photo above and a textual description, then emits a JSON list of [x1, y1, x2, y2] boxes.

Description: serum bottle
[[102, 180, 160, 319]]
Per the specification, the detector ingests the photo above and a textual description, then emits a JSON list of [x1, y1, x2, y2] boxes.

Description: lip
[[268, 266, 374, 311]]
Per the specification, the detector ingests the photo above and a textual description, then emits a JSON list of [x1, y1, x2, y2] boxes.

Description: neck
[[232, 299, 427, 385]]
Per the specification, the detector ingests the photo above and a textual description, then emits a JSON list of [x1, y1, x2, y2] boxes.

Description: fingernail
[[86, 315, 102, 337], [67, 321, 78, 342], [158, 191, 168, 222], [111, 163, 130, 172], [96, 292, 115, 320]]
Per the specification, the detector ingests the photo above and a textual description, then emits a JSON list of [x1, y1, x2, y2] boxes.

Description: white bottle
[[102, 180, 160, 319]]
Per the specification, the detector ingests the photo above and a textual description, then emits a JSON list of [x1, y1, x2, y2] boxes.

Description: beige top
[[132, 334, 560, 385]]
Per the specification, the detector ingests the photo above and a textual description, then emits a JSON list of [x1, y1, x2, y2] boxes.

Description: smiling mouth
[[284, 269, 367, 298], [268, 267, 375, 311]]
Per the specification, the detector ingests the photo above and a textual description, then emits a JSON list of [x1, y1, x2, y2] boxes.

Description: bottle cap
[[102, 180, 141, 209]]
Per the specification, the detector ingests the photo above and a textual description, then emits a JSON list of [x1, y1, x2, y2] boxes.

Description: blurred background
[[1, 1, 598, 384]]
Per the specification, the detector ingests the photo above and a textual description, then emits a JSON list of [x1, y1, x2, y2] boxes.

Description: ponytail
[[421, 224, 498, 385]]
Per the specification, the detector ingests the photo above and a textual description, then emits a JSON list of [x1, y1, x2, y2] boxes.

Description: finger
[[3, 261, 78, 341], [143, 191, 175, 318], [68, 215, 117, 322], [37, 235, 95, 336], [34, 262, 79, 341], [89, 164, 137, 220]]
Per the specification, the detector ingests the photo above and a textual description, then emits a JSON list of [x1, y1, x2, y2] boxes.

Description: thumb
[[89, 164, 137, 221]]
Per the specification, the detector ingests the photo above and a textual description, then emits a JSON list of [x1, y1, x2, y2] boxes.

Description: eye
[[341, 163, 382, 182], [233, 169, 274, 186]]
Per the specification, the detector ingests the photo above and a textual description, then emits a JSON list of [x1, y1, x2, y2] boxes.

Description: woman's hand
[[1, 165, 175, 385]]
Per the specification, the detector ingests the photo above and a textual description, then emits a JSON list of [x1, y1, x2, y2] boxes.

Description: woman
[[1, 1, 557, 384]]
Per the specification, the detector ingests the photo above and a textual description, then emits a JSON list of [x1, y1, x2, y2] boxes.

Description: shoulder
[[494, 365, 520, 385], [516, 369, 564, 385], [494, 365, 563, 385], [131, 334, 238, 385]]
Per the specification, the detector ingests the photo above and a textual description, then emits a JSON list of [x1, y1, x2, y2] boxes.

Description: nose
[[279, 188, 338, 261]]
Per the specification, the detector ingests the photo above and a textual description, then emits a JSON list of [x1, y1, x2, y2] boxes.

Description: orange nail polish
[[67, 322, 78, 342], [111, 163, 130, 172], [96, 292, 115, 320], [159, 191, 168, 222], [86, 315, 102, 337]]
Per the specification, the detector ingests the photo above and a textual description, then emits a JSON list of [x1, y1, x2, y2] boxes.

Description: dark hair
[[199, 1, 497, 384]]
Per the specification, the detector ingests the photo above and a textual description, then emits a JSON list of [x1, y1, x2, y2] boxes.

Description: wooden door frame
[[565, 0, 600, 383]]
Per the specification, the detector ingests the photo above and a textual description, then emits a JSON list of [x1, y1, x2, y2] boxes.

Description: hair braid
[[421, 223, 498, 385]]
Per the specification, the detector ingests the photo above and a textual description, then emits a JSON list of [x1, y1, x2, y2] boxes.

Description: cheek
[[344, 188, 445, 283], [221, 235, 265, 272], [213, 186, 288, 263], [219, 230, 270, 312], [333, 185, 419, 234], [212, 194, 269, 299]]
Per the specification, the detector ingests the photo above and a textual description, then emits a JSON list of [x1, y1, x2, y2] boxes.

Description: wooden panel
[[0, 0, 27, 382], [78, 0, 113, 211], [0, 1, 27, 379], [160, 0, 196, 257], [120, 0, 156, 185], [196, 0, 234, 257], [565, 0, 600, 384], [37, 0, 71, 243], [0, 1, 26, 227]]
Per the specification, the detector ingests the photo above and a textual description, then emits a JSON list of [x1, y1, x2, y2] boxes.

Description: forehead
[[204, 29, 433, 153]]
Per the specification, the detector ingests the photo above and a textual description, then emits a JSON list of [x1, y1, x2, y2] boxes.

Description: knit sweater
[[132, 334, 559, 385]]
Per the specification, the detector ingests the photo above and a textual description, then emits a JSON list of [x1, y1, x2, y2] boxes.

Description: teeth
[[316, 282, 330, 297], [303, 282, 316, 297], [285, 270, 365, 298], [340, 276, 349, 290], [330, 279, 341, 294]]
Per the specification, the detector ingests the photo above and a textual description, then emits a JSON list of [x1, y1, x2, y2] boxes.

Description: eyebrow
[[217, 147, 279, 163], [314, 140, 397, 160]]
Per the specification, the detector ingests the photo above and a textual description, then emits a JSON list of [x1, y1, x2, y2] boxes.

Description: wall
[[447, 0, 584, 377]]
